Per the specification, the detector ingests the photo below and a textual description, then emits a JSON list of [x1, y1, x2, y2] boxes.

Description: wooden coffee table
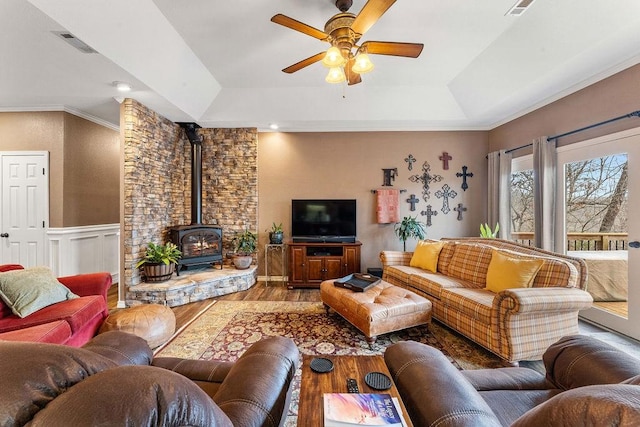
[[297, 354, 413, 426]]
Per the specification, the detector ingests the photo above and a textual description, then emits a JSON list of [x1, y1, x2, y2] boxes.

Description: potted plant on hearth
[[394, 216, 426, 251], [232, 229, 257, 269], [266, 222, 284, 244], [135, 242, 182, 282]]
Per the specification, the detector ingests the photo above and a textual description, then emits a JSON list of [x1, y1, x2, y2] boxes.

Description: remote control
[[346, 378, 359, 393]]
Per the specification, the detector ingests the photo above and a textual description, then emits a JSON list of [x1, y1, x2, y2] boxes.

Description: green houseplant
[[135, 242, 182, 282], [480, 223, 500, 238], [394, 216, 427, 251], [232, 229, 257, 269], [266, 222, 284, 244]]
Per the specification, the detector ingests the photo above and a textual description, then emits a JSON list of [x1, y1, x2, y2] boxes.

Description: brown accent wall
[[257, 131, 488, 272], [489, 64, 640, 152], [0, 111, 118, 227], [122, 99, 258, 287], [63, 113, 120, 226]]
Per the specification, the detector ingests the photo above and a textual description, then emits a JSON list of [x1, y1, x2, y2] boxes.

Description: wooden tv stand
[[287, 240, 362, 289]]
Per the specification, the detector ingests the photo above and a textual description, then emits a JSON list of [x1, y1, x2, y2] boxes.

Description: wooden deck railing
[[510, 232, 628, 251]]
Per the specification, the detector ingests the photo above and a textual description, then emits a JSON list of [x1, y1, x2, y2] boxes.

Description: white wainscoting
[[47, 224, 120, 282]]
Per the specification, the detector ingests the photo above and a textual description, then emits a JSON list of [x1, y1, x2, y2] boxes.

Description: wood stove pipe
[[177, 122, 203, 225]]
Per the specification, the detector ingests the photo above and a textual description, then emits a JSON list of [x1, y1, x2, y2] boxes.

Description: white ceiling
[[2, 0, 640, 132]]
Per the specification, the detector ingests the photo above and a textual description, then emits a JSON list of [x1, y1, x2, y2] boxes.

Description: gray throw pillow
[[0, 266, 78, 318]]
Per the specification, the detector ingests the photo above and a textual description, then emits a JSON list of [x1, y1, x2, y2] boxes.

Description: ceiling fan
[[271, 0, 424, 85]]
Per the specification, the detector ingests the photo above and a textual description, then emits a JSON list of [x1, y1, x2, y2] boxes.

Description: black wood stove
[[170, 123, 223, 275]]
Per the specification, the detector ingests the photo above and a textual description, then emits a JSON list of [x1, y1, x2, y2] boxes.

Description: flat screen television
[[291, 199, 357, 243]]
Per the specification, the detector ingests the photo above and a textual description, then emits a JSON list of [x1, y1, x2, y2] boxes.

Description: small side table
[[265, 243, 286, 286]]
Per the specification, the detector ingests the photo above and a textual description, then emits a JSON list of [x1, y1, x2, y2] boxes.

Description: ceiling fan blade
[[271, 14, 329, 40], [282, 52, 326, 74], [361, 41, 424, 58], [351, 0, 396, 35], [345, 57, 362, 85]]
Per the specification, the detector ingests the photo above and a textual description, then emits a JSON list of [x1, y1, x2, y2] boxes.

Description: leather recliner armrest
[[153, 357, 234, 397], [82, 330, 153, 366], [213, 336, 300, 427], [385, 341, 502, 427], [543, 335, 640, 390]]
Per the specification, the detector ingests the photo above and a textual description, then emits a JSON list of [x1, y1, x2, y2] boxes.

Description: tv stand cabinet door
[[324, 257, 344, 280], [289, 246, 306, 284], [306, 258, 325, 282], [344, 246, 361, 275]]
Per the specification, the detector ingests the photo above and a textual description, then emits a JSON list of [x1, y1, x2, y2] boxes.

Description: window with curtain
[[510, 155, 534, 246]]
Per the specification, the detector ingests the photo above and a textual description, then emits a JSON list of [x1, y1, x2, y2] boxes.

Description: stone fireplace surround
[[122, 99, 258, 305]]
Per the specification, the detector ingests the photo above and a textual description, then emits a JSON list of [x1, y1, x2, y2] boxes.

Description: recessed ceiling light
[[269, 123, 279, 130], [113, 81, 132, 92]]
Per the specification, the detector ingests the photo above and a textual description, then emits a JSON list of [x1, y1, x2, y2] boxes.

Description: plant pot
[[143, 263, 175, 282], [269, 231, 284, 244], [232, 255, 253, 270]]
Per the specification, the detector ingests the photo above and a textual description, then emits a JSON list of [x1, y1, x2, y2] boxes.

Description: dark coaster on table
[[310, 357, 334, 373], [365, 371, 392, 390]]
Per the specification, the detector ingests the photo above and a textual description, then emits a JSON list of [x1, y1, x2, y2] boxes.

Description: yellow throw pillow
[[485, 249, 545, 293], [410, 240, 445, 273]]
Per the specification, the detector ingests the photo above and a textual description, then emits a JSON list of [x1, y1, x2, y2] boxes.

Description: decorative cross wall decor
[[404, 154, 416, 171], [435, 184, 457, 214], [456, 165, 474, 191], [421, 205, 438, 226], [406, 194, 419, 211], [382, 168, 398, 186], [454, 203, 467, 221], [439, 152, 452, 170], [409, 161, 443, 201]]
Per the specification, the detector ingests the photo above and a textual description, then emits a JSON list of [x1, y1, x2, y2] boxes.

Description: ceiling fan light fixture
[[325, 67, 346, 84], [322, 46, 346, 68], [352, 52, 374, 74]]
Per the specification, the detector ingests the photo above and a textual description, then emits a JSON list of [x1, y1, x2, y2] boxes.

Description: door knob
[[629, 241, 640, 249], [0, 233, 8, 238]]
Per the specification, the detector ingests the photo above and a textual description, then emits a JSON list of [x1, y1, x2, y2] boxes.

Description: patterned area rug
[[156, 300, 511, 426]]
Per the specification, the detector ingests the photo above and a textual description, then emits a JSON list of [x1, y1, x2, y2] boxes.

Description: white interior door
[[555, 128, 640, 340], [0, 152, 49, 267]]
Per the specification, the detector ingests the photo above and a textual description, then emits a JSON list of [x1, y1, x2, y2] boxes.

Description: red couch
[[0, 264, 111, 346]]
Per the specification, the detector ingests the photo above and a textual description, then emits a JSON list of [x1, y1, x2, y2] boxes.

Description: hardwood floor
[[107, 281, 321, 329]]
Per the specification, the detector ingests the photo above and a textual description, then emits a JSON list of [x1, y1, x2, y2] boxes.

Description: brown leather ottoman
[[320, 279, 432, 343], [99, 304, 176, 348]]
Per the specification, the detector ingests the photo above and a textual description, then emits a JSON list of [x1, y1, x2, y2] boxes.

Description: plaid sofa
[[380, 238, 593, 363]]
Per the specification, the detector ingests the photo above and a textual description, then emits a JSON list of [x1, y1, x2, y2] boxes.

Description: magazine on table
[[323, 393, 404, 426]]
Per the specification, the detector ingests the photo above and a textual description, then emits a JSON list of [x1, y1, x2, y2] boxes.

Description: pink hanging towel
[[376, 189, 399, 224]]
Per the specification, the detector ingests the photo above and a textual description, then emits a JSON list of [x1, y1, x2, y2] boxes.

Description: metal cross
[[439, 152, 452, 170], [421, 205, 438, 226], [435, 184, 457, 214], [406, 194, 419, 211], [404, 154, 416, 171], [456, 165, 474, 191], [454, 203, 467, 221], [409, 161, 443, 201]]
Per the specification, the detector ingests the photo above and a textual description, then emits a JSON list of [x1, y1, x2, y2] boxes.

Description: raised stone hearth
[[126, 266, 257, 307]]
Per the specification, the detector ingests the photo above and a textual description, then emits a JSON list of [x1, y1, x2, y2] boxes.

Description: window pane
[[510, 169, 534, 245]]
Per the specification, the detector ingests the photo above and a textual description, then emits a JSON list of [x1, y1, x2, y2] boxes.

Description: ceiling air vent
[[52, 31, 97, 54], [506, 0, 536, 16]]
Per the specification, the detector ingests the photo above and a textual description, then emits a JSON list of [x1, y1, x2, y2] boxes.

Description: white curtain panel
[[487, 150, 512, 239], [533, 137, 557, 251]]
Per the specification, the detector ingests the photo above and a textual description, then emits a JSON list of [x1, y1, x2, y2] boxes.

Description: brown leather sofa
[[0, 330, 299, 426], [385, 334, 640, 426]]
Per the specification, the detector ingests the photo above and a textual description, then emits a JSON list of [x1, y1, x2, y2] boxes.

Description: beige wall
[[489, 64, 640, 152], [258, 131, 489, 271], [0, 111, 119, 227]]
